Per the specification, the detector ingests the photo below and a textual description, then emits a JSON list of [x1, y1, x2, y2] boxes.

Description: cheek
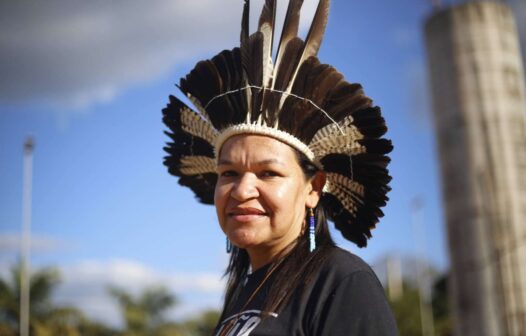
[[214, 184, 229, 222], [214, 181, 228, 204], [271, 184, 291, 202], [213, 185, 221, 205], [266, 182, 306, 214]]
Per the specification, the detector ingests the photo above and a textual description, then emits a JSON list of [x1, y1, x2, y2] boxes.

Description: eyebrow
[[217, 158, 285, 166]]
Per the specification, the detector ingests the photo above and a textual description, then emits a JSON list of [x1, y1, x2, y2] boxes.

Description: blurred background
[[1, 0, 525, 335]]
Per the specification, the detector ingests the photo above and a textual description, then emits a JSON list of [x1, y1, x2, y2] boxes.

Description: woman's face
[[214, 134, 319, 256]]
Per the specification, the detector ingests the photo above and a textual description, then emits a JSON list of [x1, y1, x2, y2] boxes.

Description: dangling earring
[[308, 208, 316, 252], [226, 237, 233, 253]]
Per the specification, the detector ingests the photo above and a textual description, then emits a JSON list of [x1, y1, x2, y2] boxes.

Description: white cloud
[[0, 0, 318, 110], [0, 0, 241, 109], [52, 259, 225, 327]]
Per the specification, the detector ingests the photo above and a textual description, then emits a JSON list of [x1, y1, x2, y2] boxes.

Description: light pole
[[20, 137, 34, 336], [411, 197, 435, 336]]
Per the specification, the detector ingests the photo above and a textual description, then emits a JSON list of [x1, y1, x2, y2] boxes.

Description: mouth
[[228, 207, 267, 222]]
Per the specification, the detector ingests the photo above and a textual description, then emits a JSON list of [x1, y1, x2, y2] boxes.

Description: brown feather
[[210, 50, 245, 126], [299, 65, 344, 141], [258, 0, 277, 123], [273, 37, 304, 92], [248, 32, 264, 122], [278, 57, 319, 137], [258, 0, 277, 75], [265, 37, 304, 124], [273, 0, 304, 77], [288, 0, 330, 88], [240, 0, 250, 46], [179, 60, 221, 112], [325, 82, 373, 122], [240, 0, 251, 88], [230, 48, 249, 121], [307, 64, 342, 105]]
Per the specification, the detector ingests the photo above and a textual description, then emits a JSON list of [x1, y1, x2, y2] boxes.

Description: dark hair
[[221, 149, 336, 316]]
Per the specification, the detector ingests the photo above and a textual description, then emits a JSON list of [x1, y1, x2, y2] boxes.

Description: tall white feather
[[260, 23, 275, 88]]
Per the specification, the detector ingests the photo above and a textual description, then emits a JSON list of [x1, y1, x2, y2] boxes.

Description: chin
[[228, 230, 261, 249]]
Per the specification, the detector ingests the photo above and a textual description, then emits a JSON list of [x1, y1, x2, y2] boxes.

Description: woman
[[162, 0, 397, 335]]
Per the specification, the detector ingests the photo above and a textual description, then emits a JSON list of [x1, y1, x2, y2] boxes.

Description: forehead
[[218, 134, 297, 163]]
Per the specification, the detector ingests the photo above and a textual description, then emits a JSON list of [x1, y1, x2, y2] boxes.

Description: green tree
[[76, 317, 117, 336], [432, 274, 452, 336], [181, 309, 220, 336], [0, 263, 58, 333], [389, 283, 423, 336], [0, 263, 103, 335], [388, 275, 453, 336], [109, 285, 177, 335]]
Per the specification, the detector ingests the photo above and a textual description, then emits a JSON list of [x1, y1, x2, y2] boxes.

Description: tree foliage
[[0, 263, 106, 335], [181, 309, 220, 336], [389, 283, 423, 336], [388, 274, 452, 336], [109, 285, 177, 335], [432, 274, 452, 336], [0, 263, 222, 335]]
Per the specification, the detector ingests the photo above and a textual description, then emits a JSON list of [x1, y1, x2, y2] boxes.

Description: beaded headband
[[162, 0, 392, 247]]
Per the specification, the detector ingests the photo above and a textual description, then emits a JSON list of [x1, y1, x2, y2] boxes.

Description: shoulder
[[315, 246, 379, 285], [306, 247, 398, 335], [304, 246, 387, 313]]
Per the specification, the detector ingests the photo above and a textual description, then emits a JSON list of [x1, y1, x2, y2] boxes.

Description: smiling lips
[[228, 207, 267, 222]]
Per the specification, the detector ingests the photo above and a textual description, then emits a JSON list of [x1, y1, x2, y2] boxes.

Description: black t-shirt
[[214, 247, 398, 335]]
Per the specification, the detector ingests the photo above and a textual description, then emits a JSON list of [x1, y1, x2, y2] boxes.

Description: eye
[[219, 170, 237, 177], [260, 170, 280, 178]]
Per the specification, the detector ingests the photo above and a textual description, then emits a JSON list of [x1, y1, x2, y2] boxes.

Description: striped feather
[[177, 88, 212, 122], [179, 156, 217, 175], [310, 135, 366, 157], [180, 107, 219, 145], [325, 172, 365, 215], [310, 114, 355, 144]]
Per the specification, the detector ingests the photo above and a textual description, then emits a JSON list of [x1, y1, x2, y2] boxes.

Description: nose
[[230, 173, 259, 201]]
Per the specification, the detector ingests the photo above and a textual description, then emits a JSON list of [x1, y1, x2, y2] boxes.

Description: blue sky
[[1, 0, 525, 326]]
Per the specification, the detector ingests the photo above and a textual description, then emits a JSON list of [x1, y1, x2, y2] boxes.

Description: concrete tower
[[425, 2, 526, 335]]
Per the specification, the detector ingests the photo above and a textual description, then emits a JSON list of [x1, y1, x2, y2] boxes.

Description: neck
[[247, 241, 296, 271]]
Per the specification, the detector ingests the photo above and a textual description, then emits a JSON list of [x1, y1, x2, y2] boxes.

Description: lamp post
[[20, 137, 34, 336], [411, 197, 435, 336]]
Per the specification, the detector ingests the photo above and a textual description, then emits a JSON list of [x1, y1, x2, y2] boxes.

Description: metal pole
[[411, 197, 435, 336], [20, 137, 34, 336], [387, 254, 403, 301]]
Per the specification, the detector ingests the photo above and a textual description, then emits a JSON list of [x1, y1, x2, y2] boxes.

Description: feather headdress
[[162, 0, 392, 247]]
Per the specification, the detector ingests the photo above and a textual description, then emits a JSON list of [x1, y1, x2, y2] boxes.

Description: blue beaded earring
[[226, 237, 232, 253], [308, 208, 316, 252]]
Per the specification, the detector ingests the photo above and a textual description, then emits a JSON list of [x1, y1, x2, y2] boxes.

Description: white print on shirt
[[215, 309, 278, 336]]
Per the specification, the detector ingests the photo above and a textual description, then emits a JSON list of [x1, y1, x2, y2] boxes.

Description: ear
[[305, 171, 326, 208]]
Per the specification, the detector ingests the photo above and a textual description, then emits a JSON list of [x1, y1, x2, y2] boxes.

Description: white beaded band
[[214, 124, 323, 170]]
